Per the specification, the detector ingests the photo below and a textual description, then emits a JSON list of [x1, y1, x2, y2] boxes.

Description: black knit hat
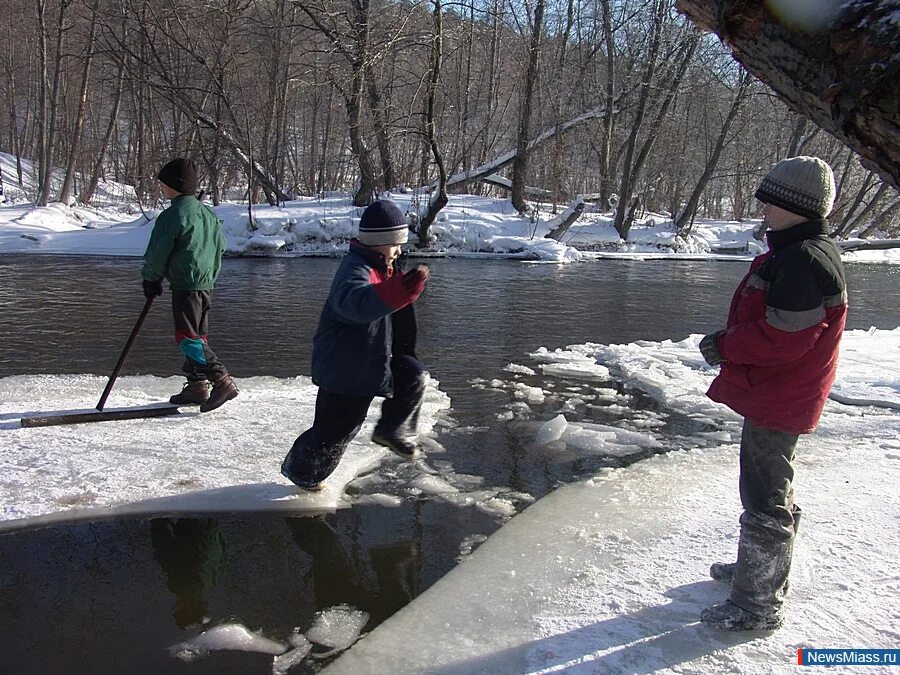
[[157, 158, 199, 195], [754, 156, 836, 219], [358, 199, 408, 246]]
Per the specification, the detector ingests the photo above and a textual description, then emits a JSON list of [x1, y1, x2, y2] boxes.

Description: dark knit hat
[[754, 156, 836, 219], [358, 199, 408, 246], [157, 158, 199, 195]]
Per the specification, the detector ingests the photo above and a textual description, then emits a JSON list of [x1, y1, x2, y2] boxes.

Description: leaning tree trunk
[[675, 0, 900, 190]]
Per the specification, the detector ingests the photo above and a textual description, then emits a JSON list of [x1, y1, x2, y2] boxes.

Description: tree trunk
[[365, 70, 396, 190], [676, 0, 900, 190], [612, 0, 666, 238], [60, 0, 99, 205], [36, 0, 49, 204], [597, 0, 616, 211], [833, 171, 876, 237], [39, 0, 71, 206], [545, 198, 586, 240], [417, 0, 448, 246], [196, 113, 293, 204], [858, 198, 900, 238], [832, 182, 890, 239], [482, 0, 503, 165], [549, 0, 576, 212], [81, 51, 126, 205], [510, 0, 545, 214], [347, 0, 378, 206]]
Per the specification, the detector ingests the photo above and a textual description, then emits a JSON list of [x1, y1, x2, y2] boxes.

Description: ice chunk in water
[[169, 623, 286, 660], [534, 414, 568, 445], [272, 634, 312, 675], [306, 605, 370, 651]]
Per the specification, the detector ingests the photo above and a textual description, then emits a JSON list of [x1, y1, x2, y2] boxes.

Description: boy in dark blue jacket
[[281, 199, 429, 491]]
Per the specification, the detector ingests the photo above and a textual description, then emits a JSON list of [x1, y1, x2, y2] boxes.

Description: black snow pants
[[172, 290, 227, 382], [281, 355, 426, 487], [730, 418, 801, 617]]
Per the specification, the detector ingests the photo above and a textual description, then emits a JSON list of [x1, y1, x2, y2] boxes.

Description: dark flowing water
[[0, 254, 896, 674]]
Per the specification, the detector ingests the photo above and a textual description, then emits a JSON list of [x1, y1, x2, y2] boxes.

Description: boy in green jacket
[[142, 158, 238, 412]]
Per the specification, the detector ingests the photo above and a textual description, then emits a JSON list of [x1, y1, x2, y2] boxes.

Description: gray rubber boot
[[729, 511, 794, 618], [709, 505, 800, 590]]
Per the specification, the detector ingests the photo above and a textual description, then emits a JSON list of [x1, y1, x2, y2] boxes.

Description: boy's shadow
[[432, 581, 758, 675]]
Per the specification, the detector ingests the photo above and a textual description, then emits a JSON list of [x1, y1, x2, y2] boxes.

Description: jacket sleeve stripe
[[765, 304, 826, 332], [824, 290, 848, 307]]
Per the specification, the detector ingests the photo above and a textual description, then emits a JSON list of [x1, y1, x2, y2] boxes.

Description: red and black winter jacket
[[707, 219, 847, 434]]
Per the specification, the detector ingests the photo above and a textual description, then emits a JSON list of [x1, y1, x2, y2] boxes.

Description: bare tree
[[675, 67, 752, 235], [416, 0, 448, 245], [37, 0, 75, 205], [510, 0, 545, 214], [60, 0, 100, 205]]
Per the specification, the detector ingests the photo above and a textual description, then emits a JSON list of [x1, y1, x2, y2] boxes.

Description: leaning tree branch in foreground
[[675, 0, 900, 190]]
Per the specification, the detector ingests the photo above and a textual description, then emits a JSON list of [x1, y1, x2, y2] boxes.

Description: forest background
[[2, 0, 897, 244]]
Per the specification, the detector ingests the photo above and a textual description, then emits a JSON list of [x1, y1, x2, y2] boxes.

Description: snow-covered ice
[[327, 328, 900, 674], [0, 373, 449, 525]]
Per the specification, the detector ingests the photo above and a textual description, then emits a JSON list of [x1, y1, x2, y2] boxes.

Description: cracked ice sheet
[[0, 373, 449, 527], [326, 328, 900, 675], [533, 328, 900, 423]]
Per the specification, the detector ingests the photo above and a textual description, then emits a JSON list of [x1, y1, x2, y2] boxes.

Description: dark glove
[[143, 279, 164, 299], [401, 264, 429, 301], [699, 330, 725, 366]]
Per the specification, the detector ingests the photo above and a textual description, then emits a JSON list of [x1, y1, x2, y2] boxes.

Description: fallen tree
[[444, 103, 617, 191], [544, 198, 587, 241], [838, 238, 900, 253]]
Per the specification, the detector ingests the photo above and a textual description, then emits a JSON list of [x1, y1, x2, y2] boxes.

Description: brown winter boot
[[169, 380, 210, 405], [199, 374, 239, 412]]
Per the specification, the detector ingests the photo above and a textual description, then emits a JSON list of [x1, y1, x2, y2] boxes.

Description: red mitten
[[401, 265, 429, 301]]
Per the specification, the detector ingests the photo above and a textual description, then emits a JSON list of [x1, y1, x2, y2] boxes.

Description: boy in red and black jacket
[[698, 156, 847, 631], [281, 199, 429, 491]]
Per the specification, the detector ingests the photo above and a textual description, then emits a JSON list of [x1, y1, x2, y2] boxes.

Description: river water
[[0, 255, 896, 673]]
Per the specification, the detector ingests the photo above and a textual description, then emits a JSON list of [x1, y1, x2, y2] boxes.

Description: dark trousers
[[281, 355, 426, 487], [731, 419, 801, 616], [172, 290, 227, 382]]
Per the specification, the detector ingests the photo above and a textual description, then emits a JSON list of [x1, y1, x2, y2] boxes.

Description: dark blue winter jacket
[[311, 240, 420, 397]]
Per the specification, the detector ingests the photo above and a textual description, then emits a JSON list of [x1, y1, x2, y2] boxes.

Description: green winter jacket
[[142, 195, 226, 291]]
